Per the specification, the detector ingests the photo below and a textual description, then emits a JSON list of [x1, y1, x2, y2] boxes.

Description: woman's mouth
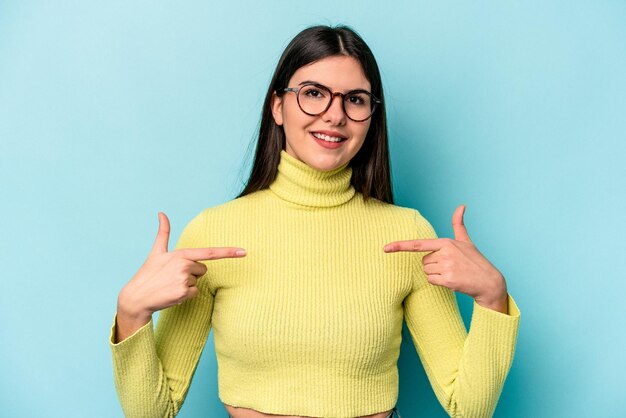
[[311, 132, 346, 143], [310, 132, 348, 149]]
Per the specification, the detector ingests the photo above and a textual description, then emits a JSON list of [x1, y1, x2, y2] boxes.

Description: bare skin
[[223, 405, 392, 418]]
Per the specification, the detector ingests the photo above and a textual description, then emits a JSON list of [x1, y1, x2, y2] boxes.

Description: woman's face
[[271, 55, 372, 172]]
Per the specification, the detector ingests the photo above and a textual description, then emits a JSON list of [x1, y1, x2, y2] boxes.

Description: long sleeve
[[109, 210, 215, 418], [403, 210, 521, 418]]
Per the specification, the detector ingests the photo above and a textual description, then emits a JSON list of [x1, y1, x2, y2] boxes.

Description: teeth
[[312, 132, 345, 142]]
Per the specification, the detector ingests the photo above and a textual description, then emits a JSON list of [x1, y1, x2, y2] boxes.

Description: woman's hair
[[236, 24, 393, 204]]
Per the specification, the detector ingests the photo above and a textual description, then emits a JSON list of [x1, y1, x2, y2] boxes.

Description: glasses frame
[[282, 82, 382, 122]]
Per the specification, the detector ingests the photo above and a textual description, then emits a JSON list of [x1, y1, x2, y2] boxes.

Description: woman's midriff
[[224, 404, 393, 418]]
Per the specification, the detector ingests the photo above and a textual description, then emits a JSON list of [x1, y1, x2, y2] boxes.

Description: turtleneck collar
[[268, 150, 355, 207]]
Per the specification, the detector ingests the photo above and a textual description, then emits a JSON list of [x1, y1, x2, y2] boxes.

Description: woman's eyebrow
[[296, 80, 370, 91], [297, 80, 320, 86]]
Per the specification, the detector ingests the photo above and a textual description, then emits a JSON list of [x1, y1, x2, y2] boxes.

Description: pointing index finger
[[176, 247, 247, 261], [383, 239, 443, 253]]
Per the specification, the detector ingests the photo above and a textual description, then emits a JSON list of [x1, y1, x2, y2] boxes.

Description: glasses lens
[[344, 92, 373, 121], [298, 85, 331, 115]]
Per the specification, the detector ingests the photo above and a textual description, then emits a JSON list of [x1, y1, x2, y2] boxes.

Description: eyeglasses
[[282, 82, 381, 122]]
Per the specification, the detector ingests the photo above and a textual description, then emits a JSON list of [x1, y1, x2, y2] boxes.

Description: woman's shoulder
[[351, 193, 437, 238], [354, 191, 428, 220], [350, 193, 434, 234], [193, 189, 271, 218]]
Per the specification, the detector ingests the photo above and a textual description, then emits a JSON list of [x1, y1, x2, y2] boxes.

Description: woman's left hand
[[383, 205, 509, 314]]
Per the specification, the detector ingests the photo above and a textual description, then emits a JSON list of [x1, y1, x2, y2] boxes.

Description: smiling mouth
[[310, 132, 347, 142]]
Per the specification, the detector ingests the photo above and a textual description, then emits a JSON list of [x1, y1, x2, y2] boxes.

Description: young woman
[[110, 25, 520, 418]]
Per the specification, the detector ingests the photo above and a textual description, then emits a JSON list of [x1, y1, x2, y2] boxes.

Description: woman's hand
[[115, 212, 247, 342], [383, 205, 509, 313]]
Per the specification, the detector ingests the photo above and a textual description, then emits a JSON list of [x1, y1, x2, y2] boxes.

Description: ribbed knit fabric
[[109, 150, 521, 418]]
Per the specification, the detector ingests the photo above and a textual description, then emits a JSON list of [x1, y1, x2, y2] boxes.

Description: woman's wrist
[[474, 275, 509, 314], [117, 286, 153, 320], [114, 308, 152, 343], [114, 290, 153, 343], [116, 304, 152, 325], [475, 293, 509, 314]]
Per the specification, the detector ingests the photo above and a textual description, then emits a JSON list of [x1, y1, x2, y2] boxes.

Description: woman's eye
[[303, 88, 325, 99], [347, 94, 367, 106]]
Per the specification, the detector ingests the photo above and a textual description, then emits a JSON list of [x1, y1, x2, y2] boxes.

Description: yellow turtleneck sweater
[[109, 150, 520, 418]]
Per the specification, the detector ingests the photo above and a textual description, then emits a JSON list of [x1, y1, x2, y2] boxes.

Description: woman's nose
[[322, 94, 347, 125]]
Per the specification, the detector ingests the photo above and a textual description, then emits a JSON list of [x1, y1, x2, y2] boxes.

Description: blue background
[[1, 1, 624, 417]]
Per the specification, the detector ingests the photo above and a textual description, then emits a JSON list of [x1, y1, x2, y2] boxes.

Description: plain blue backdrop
[[1, 1, 624, 417]]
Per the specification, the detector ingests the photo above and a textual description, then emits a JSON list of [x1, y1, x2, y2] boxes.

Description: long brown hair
[[236, 25, 393, 204]]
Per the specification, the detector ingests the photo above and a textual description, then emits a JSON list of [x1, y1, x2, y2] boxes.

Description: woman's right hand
[[114, 212, 246, 343]]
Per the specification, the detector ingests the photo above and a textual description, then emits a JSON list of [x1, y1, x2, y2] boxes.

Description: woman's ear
[[271, 92, 284, 126]]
